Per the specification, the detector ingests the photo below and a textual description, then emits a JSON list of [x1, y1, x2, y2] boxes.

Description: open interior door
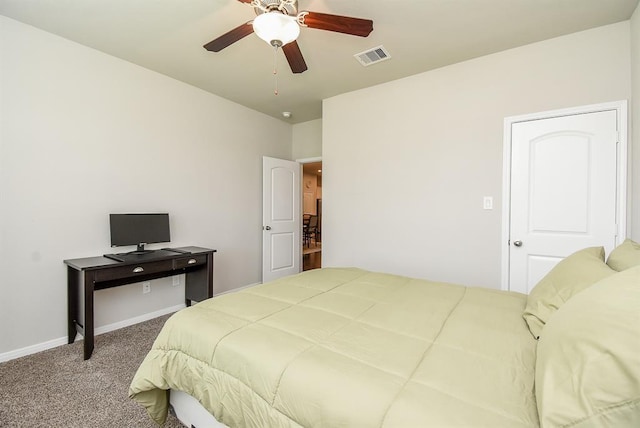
[[263, 156, 301, 283]]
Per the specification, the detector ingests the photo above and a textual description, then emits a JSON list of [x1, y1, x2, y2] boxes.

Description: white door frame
[[296, 157, 322, 163], [501, 100, 628, 291]]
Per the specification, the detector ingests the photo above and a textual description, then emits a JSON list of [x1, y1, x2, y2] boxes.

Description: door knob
[[513, 240, 523, 247], [264, 226, 271, 230]]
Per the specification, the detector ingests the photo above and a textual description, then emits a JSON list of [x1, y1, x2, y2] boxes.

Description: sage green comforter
[[130, 268, 539, 427]]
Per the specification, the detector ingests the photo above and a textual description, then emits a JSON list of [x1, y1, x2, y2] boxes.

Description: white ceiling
[[1, 0, 638, 123]]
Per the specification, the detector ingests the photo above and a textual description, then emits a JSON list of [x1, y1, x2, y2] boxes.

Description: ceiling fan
[[203, 0, 374, 74]]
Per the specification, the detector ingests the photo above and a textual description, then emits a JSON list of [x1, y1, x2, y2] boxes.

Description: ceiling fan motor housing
[[254, 0, 298, 17]]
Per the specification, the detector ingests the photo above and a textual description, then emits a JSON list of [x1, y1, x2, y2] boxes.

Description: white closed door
[[263, 156, 301, 283], [508, 109, 620, 294]]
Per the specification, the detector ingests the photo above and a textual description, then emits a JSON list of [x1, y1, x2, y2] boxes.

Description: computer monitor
[[109, 213, 170, 254]]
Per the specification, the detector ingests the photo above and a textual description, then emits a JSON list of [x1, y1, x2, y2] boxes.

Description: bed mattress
[[130, 267, 539, 427]]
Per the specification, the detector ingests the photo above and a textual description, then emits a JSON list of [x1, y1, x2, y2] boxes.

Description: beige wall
[[323, 22, 633, 288], [631, 3, 640, 238], [292, 119, 322, 160], [0, 17, 292, 356]]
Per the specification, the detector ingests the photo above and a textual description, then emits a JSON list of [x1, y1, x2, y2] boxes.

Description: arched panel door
[[506, 106, 625, 294], [263, 156, 301, 282]]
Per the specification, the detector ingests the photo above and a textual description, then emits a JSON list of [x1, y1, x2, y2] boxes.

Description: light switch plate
[[173, 276, 180, 286], [483, 196, 493, 210]]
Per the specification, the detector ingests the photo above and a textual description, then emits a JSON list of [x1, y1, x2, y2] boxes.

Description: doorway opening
[[302, 161, 322, 271]]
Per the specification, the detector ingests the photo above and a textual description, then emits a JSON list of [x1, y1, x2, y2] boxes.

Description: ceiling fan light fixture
[[253, 12, 300, 47]]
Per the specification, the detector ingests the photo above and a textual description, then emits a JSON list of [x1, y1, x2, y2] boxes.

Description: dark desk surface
[[64, 246, 215, 271]]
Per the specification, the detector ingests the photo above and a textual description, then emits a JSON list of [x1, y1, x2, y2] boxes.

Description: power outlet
[[142, 282, 151, 294], [172, 276, 180, 287]]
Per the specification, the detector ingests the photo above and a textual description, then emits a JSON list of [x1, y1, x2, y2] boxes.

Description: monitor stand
[[128, 243, 154, 255], [104, 244, 159, 261]]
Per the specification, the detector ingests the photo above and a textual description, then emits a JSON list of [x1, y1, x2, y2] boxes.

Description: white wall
[[0, 17, 291, 355], [631, 3, 640, 238], [322, 22, 633, 289], [292, 119, 322, 160]]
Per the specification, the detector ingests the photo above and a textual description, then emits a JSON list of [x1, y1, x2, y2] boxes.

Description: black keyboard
[[104, 249, 178, 262]]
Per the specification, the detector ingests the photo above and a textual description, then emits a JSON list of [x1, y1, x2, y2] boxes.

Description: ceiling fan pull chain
[[273, 44, 279, 95]]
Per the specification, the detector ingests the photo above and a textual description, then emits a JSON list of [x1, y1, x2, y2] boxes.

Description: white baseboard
[[0, 304, 185, 363], [93, 304, 185, 336], [0, 283, 261, 364], [215, 282, 260, 296], [0, 336, 72, 364]]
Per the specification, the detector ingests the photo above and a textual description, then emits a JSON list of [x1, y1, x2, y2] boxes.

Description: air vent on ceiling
[[354, 45, 391, 67]]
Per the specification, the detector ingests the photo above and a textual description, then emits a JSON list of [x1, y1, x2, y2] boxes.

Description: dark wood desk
[[64, 246, 215, 360]]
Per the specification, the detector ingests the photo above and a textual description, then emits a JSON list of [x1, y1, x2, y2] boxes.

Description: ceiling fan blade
[[282, 41, 308, 74], [301, 11, 373, 37], [203, 22, 254, 52]]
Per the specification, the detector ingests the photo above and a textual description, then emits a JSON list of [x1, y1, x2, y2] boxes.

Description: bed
[[129, 242, 640, 427]]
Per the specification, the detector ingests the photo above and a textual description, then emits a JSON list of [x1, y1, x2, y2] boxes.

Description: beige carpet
[[0, 314, 184, 427]]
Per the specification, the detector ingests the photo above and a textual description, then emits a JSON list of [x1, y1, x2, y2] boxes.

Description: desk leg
[[67, 267, 78, 344], [184, 252, 214, 305], [206, 252, 214, 298], [83, 272, 95, 360]]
